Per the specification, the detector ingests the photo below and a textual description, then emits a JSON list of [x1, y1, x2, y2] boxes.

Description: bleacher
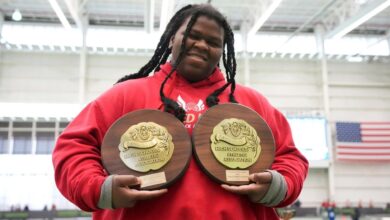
[[0, 210, 91, 219]]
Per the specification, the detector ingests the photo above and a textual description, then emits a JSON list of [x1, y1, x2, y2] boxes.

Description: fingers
[[220, 171, 272, 194], [221, 171, 273, 203], [131, 188, 168, 201], [112, 175, 168, 209], [117, 188, 168, 208], [221, 183, 269, 202], [221, 183, 261, 195]]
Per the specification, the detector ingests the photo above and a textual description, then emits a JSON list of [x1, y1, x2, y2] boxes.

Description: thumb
[[114, 175, 141, 188], [249, 171, 272, 184]]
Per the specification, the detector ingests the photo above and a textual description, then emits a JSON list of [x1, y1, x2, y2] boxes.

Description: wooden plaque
[[192, 103, 275, 185], [101, 109, 192, 190]]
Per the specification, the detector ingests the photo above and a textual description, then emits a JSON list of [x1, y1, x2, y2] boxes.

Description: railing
[[0, 210, 91, 219]]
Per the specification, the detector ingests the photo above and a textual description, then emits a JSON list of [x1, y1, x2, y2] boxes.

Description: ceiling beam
[[273, 0, 338, 53], [248, 0, 282, 36], [325, 0, 390, 39], [47, 0, 72, 30], [387, 29, 390, 54], [64, 0, 88, 30]]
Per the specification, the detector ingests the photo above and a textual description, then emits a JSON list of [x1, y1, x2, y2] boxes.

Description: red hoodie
[[53, 63, 308, 220]]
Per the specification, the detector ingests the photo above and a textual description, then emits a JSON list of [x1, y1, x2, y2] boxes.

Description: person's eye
[[189, 33, 200, 40], [208, 41, 222, 48]]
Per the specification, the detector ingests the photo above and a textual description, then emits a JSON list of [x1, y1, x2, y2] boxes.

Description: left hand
[[221, 171, 272, 202]]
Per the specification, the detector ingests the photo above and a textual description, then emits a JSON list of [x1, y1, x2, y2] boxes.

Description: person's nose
[[193, 39, 209, 51]]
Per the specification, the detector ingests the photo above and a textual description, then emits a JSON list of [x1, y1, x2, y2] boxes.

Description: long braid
[[224, 19, 238, 103], [206, 16, 238, 107], [154, 48, 171, 72], [159, 11, 201, 122]]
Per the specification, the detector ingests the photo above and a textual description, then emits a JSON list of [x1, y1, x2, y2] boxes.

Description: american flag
[[335, 122, 390, 161]]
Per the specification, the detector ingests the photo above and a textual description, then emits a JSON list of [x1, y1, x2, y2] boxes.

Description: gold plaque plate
[[211, 118, 261, 169], [119, 122, 174, 173]]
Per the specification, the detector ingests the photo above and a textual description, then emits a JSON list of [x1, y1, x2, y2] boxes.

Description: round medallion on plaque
[[118, 122, 174, 173], [192, 103, 275, 185], [101, 109, 192, 190]]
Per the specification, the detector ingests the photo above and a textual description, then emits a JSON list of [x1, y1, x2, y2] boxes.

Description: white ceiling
[[1, 0, 390, 34], [0, 0, 389, 61]]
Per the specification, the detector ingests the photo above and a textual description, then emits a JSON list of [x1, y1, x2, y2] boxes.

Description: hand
[[221, 171, 272, 202], [112, 175, 168, 208]]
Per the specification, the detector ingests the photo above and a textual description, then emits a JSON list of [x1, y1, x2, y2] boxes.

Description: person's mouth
[[187, 52, 208, 61]]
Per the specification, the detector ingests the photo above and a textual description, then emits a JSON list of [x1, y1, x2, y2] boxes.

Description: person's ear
[[169, 35, 174, 49]]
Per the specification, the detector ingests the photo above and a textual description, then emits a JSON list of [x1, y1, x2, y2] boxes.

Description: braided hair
[[116, 4, 238, 121]]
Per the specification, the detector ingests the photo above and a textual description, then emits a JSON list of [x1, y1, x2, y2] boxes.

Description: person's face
[[169, 15, 224, 82]]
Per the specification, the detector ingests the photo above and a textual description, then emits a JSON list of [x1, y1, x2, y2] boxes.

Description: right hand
[[221, 171, 272, 202], [112, 175, 168, 208]]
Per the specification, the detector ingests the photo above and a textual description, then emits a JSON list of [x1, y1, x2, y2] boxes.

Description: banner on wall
[[287, 117, 329, 162], [335, 122, 390, 161]]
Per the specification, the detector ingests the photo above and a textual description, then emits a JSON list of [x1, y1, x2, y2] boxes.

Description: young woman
[[53, 4, 308, 220]]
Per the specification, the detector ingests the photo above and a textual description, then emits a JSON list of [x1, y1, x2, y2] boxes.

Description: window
[[0, 132, 9, 154], [287, 117, 329, 161], [0, 121, 9, 128], [36, 132, 55, 154], [13, 121, 33, 128], [13, 132, 32, 154], [0, 119, 70, 155], [37, 121, 55, 128], [59, 121, 69, 129]]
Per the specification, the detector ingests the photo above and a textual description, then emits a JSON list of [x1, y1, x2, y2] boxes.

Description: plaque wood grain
[[192, 103, 275, 185], [101, 109, 192, 190]]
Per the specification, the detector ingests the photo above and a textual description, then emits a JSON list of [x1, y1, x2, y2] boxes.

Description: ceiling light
[[12, 9, 22, 21], [347, 56, 364, 62], [355, 0, 368, 4]]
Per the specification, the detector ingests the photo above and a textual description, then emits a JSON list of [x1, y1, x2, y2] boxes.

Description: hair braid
[[159, 11, 201, 122], [224, 20, 238, 103], [206, 16, 238, 107]]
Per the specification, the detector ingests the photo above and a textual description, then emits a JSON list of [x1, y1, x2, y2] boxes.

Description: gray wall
[[0, 50, 389, 208]]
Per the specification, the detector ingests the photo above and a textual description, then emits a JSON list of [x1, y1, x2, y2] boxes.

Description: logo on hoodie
[[177, 95, 205, 112], [177, 95, 205, 128]]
